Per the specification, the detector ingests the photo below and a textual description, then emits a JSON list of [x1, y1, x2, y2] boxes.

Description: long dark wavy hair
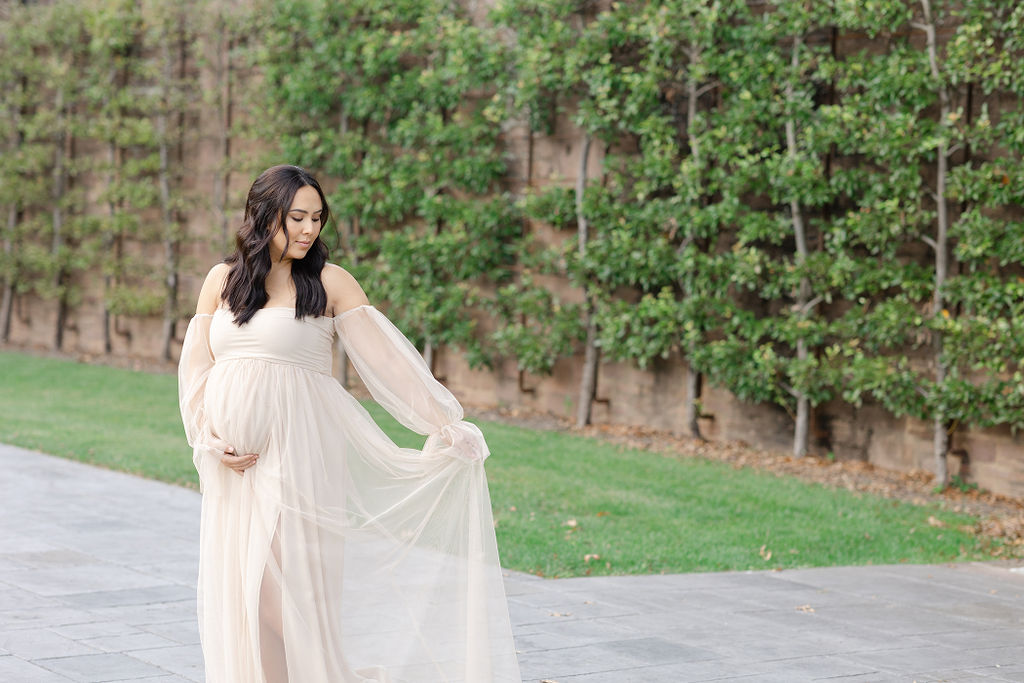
[[222, 165, 330, 324]]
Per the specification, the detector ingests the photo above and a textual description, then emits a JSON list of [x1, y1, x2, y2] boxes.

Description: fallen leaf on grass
[[584, 553, 601, 563], [759, 544, 772, 561], [928, 515, 947, 528]]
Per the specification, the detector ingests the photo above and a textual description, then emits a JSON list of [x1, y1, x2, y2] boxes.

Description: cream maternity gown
[[178, 304, 520, 682]]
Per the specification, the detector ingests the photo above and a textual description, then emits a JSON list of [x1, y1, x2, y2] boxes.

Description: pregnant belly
[[204, 361, 277, 456]]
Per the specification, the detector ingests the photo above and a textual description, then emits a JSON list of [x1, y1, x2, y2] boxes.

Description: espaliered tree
[[495, 0, 695, 427], [197, 0, 253, 254], [559, 6, 644, 429], [81, 0, 157, 353], [585, 0, 749, 440], [917, 0, 957, 483], [32, 1, 91, 351], [146, 0, 196, 360], [73, 0, 196, 360], [0, 2, 51, 343], [484, 1, 590, 414], [826, 0, 999, 484], [698, 2, 842, 457], [932, 2, 1024, 432], [491, 0, 607, 427], [254, 0, 520, 372]]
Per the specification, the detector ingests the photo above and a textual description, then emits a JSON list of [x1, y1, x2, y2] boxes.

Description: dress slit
[[257, 516, 289, 683]]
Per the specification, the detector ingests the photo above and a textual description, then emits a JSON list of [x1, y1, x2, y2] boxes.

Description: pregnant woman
[[178, 164, 520, 682]]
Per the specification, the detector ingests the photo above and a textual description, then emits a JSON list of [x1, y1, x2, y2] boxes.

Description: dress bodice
[[210, 307, 335, 375]]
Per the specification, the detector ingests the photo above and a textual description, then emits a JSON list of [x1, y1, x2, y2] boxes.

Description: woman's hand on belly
[[208, 435, 259, 476]]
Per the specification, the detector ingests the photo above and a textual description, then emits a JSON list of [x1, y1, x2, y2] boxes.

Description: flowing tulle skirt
[[192, 356, 518, 682]]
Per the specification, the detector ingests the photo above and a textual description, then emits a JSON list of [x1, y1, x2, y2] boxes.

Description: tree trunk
[[214, 23, 233, 252], [423, 341, 434, 376], [2, 81, 22, 344], [52, 87, 68, 351], [921, 0, 951, 485], [1, 203, 15, 343], [158, 23, 186, 361], [682, 46, 705, 440], [103, 57, 125, 355], [158, 121, 175, 359], [103, 57, 122, 356], [577, 315, 600, 428], [334, 112, 367, 388], [933, 377, 949, 485], [785, 35, 812, 458], [684, 361, 702, 439], [794, 338, 810, 458], [575, 133, 599, 428], [103, 138, 116, 354], [328, 109, 354, 384]]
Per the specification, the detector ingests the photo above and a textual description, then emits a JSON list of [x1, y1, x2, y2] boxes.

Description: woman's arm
[[196, 262, 230, 315], [180, 262, 257, 476], [325, 264, 488, 462], [323, 262, 369, 316]]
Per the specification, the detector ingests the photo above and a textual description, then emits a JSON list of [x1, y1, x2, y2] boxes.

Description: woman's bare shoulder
[[195, 263, 230, 315], [322, 263, 370, 316]]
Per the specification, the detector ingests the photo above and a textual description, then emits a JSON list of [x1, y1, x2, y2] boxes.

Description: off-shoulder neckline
[[191, 303, 376, 321]]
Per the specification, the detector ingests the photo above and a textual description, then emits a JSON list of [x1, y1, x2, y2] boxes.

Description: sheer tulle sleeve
[[333, 304, 489, 462], [178, 313, 215, 447]]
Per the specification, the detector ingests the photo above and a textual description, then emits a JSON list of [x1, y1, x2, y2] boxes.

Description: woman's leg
[[258, 523, 289, 682]]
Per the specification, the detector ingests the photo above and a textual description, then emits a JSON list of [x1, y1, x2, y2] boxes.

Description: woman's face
[[269, 185, 323, 262]]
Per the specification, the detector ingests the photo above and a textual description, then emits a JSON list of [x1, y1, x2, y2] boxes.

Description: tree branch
[[675, 234, 694, 257], [694, 81, 718, 99], [801, 295, 824, 315]]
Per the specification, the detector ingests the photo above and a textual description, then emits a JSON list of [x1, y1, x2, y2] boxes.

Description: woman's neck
[[266, 259, 293, 291], [268, 257, 292, 277]]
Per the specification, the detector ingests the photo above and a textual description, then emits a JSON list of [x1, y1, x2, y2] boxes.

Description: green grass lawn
[[0, 350, 997, 577]]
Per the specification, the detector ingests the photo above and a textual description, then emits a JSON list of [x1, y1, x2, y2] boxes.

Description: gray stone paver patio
[[1, 442, 1023, 683]]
